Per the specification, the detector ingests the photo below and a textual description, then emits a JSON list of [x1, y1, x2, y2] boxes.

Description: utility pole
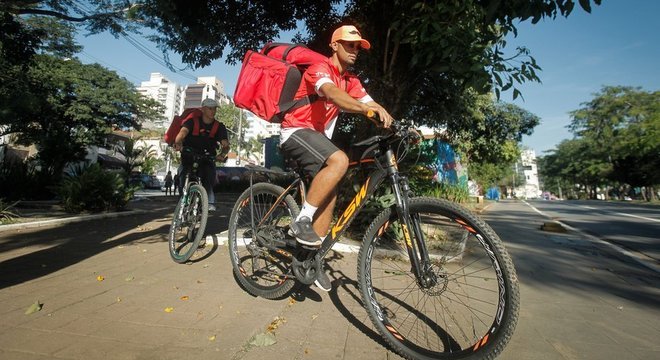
[[557, 179, 563, 200], [236, 108, 243, 165]]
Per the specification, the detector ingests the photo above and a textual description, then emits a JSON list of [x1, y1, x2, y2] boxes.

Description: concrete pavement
[[0, 197, 658, 359]]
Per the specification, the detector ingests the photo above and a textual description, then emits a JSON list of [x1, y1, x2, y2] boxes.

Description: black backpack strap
[[263, 43, 308, 60], [271, 94, 319, 123]]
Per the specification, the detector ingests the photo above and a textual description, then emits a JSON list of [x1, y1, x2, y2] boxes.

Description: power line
[[72, 0, 199, 83], [79, 50, 143, 83], [121, 34, 198, 82]]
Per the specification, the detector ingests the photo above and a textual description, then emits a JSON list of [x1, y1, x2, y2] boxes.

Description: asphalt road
[[523, 199, 660, 271]]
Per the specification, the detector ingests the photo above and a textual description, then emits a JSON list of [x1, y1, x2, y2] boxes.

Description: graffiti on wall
[[435, 140, 468, 189]]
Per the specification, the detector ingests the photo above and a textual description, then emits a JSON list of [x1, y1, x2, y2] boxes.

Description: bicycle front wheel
[[168, 184, 209, 263], [357, 197, 519, 360], [228, 183, 300, 299]]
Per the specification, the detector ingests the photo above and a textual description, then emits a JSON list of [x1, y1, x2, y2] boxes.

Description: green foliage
[[469, 161, 517, 193], [1, 54, 162, 180], [0, 199, 20, 224], [216, 104, 251, 156], [540, 86, 659, 200], [56, 163, 134, 213], [421, 182, 470, 204], [5, 1, 599, 120], [447, 95, 536, 165], [0, 157, 54, 200]]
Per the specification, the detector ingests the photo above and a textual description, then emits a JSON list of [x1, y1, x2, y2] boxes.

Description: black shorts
[[280, 128, 340, 178]]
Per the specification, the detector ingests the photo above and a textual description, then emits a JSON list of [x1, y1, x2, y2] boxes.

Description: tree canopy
[[0, 14, 162, 179], [4, 1, 600, 117], [2, 0, 604, 193], [539, 86, 659, 200]]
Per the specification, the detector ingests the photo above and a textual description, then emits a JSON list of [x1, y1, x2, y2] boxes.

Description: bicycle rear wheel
[[357, 197, 519, 360], [228, 183, 300, 299], [168, 184, 209, 263]]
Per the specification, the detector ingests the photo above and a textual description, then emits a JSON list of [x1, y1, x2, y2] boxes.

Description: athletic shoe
[[208, 204, 216, 211], [314, 270, 332, 292], [289, 216, 321, 246]]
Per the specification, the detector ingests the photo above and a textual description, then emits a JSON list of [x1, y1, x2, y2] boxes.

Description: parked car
[[129, 174, 162, 189]]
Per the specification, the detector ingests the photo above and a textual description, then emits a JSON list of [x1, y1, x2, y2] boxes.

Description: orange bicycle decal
[[377, 221, 390, 237], [331, 177, 370, 238], [455, 218, 477, 233], [472, 333, 490, 351], [385, 324, 405, 341]]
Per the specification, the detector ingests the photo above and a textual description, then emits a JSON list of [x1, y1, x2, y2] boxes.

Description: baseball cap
[[201, 98, 219, 107], [331, 25, 371, 50]]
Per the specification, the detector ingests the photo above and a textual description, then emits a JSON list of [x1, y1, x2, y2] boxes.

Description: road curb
[[0, 209, 148, 233]]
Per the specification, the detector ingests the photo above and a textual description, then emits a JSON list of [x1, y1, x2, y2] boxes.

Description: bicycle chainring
[[291, 255, 321, 285]]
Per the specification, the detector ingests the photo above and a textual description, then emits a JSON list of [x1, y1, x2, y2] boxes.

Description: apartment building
[[136, 73, 183, 129], [243, 112, 280, 141], [515, 149, 542, 199], [182, 76, 231, 110]]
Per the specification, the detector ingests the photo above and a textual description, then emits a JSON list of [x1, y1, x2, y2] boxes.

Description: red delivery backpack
[[164, 108, 204, 145], [233, 43, 327, 122]]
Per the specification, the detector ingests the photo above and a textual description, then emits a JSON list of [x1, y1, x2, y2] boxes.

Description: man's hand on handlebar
[[365, 106, 394, 129]]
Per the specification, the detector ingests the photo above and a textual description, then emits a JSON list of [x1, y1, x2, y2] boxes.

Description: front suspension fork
[[392, 175, 435, 288]]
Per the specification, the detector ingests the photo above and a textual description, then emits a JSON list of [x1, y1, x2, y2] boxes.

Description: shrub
[[419, 182, 470, 203], [0, 159, 54, 200], [0, 199, 20, 224], [56, 163, 135, 213]]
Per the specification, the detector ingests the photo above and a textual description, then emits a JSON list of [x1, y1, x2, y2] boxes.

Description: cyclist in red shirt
[[280, 25, 394, 291]]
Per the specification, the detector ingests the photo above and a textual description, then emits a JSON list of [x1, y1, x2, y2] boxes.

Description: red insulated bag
[[233, 43, 327, 122], [163, 108, 202, 145]]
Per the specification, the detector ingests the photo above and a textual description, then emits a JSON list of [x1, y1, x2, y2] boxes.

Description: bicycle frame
[[246, 133, 433, 286]]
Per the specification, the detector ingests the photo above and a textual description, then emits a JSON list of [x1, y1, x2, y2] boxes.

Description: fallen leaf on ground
[[208, 335, 216, 341], [266, 316, 286, 333], [125, 276, 134, 282], [249, 332, 276, 347], [96, 275, 105, 281], [25, 301, 43, 315], [180, 296, 189, 301], [164, 307, 174, 313]]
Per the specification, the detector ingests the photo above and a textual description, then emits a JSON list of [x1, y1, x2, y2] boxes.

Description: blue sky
[[76, 1, 659, 155]]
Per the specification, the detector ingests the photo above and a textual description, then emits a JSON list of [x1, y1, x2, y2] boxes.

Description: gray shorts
[[280, 129, 340, 178]]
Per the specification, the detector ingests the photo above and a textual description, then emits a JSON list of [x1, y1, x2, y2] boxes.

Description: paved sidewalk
[[0, 198, 658, 359]]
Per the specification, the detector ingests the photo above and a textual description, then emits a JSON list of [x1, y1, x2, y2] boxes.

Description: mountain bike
[[168, 147, 212, 263], [227, 123, 520, 360]]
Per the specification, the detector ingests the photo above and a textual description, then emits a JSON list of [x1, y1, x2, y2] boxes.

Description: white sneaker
[[208, 204, 216, 211]]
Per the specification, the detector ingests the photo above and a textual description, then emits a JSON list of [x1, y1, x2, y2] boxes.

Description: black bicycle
[[168, 147, 212, 263], [227, 124, 519, 360]]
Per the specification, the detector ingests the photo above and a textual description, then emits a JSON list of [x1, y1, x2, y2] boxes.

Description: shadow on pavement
[[0, 206, 173, 289]]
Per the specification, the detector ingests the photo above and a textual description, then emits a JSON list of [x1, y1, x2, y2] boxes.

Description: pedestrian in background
[[173, 173, 180, 196], [164, 171, 173, 196]]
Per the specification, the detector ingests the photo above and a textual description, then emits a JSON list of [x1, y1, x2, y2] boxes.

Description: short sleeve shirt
[[281, 58, 373, 139], [182, 118, 228, 156]]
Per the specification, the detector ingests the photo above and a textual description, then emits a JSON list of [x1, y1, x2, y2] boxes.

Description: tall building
[[182, 76, 231, 109], [515, 149, 542, 199], [136, 73, 183, 129], [243, 112, 280, 141]]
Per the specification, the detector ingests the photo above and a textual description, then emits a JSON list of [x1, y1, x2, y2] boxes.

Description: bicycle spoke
[[359, 198, 519, 359]]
